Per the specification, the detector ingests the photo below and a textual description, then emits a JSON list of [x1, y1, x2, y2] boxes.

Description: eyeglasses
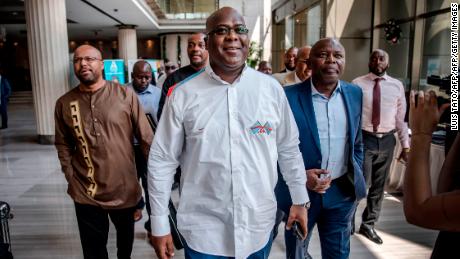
[[165, 65, 177, 70], [207, 25, 249, 36], [73, 56, 101, 64]]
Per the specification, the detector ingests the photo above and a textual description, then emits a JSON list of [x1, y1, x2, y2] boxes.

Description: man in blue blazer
[[275, 38, 366, 259], [0, 66, 12, 129]]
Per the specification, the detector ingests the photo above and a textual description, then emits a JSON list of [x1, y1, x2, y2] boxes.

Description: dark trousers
[[134, 145, 151, 232], [0, 104, 7, 128], [285, 175, 356, 259], [361, 132, 396, 227], [74, 202, 136, 259]]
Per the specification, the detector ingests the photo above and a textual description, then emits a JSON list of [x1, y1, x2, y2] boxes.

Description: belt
[[362, 129, 396, 138]]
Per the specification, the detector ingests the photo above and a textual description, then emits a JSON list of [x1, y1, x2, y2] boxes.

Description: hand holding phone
[[292, 221, 306, 240]]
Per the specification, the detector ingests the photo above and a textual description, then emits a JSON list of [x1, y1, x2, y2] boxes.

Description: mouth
[[79, 69, 92, 76], [223, 46, 241, 53], [323, 67, 338, 74]]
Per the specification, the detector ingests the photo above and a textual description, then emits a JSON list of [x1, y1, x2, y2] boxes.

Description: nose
[[325, 53, 336, 63], [225, 29, 239, 41]]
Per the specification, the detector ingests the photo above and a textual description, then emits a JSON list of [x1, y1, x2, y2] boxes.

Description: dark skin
[[368, 49, 409, 162], [305, 38, 346, 193], [187, 33, 208, 69], [131, 60, 152, 93], [308, 38, 345, 98], [284, 47, 298, 71], [151, 7, 307, 259], [295, 46, 312, 82], [205, 7, 249, 84], [257, 61, 272, 75], [73, 45, 105, 92]]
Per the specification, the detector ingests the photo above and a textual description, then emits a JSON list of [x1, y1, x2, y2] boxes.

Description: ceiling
[[0, 0, 206, 40]]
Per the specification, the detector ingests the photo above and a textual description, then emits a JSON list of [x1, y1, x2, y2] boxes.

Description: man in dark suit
[[276, 38, 366, 259], [0, 66, 12, 129]]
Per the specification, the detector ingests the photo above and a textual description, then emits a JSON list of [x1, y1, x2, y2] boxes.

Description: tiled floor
[[0, 103, 438, 258]]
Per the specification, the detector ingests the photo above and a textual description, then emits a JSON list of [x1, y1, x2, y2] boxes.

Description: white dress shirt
[[352, 73, 410, 148], [148, 65, 308, 259]]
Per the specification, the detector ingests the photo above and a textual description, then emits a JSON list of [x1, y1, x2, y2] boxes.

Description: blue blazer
[[276, 79, 366, 213]]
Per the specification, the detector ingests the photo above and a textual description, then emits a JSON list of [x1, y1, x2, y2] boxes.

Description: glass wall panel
[[307, 4, 321, 46]]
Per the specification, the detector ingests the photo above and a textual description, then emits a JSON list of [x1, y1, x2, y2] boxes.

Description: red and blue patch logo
[[250, 121, 273, 135]]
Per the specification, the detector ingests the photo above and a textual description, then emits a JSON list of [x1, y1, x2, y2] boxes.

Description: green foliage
[[246, 41, 263, 68]]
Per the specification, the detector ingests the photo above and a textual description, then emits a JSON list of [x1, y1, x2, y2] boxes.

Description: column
[[25, 0, 70, 144], [163, 34, 179, 64], [118, 25, 138, 64]]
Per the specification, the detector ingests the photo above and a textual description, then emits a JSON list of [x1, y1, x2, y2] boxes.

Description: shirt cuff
[[150, 215, 171, 236], [288, 185, 310, 205]]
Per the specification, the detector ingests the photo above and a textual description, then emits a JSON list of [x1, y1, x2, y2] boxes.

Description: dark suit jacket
[[0, 76, 11, 107], [275, 79, 366, 213]]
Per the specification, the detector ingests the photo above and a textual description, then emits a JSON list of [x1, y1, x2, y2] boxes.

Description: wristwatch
[[294, 202, 311, 209], [403, 148, 410, 153]]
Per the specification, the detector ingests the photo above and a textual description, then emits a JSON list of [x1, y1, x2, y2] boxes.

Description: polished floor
[[0, 103, 439, 259]]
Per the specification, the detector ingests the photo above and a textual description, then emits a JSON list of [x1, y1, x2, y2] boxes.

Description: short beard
[[191, 59, 205, 69], [76, 74, 97, 85]]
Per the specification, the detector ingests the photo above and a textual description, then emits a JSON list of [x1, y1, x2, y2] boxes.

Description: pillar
[[25, 0, 70, 144], [118, 25, 138, 64]]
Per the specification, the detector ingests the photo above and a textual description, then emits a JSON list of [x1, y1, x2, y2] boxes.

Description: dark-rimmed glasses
[[207, 25, 249, 36], [73, 56, 101, 64]]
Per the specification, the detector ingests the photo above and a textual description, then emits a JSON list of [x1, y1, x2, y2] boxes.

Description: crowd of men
[[53, 6, 457, 259]]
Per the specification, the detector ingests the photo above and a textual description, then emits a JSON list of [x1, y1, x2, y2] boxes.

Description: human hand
[[285, 205, 308, 240], [306, 169, 331, 193], [398, 150, 409, 164], [409, 91, 449, 136], [150, 234, 175, 259]]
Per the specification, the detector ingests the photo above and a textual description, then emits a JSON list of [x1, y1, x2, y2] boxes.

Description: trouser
[[0, 104, 7, 128], [134, 145, 151, 232], [361, 132, 396, 227], [184, 235, 273, 259], [74, 202, 136, 259], [285, 174, 356, 259]]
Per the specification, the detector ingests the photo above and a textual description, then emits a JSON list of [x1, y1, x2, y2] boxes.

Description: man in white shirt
[[352, 49, 410, 244], [148, 6, 309, 259]]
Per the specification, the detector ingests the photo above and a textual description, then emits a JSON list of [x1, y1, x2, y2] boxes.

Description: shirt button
[[96, 133, 101, 136], [91, 105, 95, 108], [94, 118, 98, 122]]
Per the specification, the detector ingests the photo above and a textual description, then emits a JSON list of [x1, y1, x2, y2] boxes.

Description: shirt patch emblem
[[250, 121, 273, 135]]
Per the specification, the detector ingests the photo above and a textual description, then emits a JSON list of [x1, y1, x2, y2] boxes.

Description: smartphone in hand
[[292, 221, 305, 240]]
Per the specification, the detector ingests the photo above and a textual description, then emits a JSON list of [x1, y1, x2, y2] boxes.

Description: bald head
[[309, 38, 345, 88], [73, 44, 104, 90], [257, 61, 272, 75], [369, 49, 389, 76], [295, 46, 312, 81], [206, 7, 244, 32], [284, 47, 298, 71], [74, 44, 102, 60], [205, 7, 249, 83], [131, 60, 152, 92]]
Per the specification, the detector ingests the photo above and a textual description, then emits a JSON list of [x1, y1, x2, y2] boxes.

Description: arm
[[395, 83, 411, 161], [276, 90, 309, 238], [437, 133, 460, 193], [54, 100, 75, 181], [129, 88, 154, 158], [403, 91, 460, 231], [148, 94, 184, 258], [355, 89, 364, 172]]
